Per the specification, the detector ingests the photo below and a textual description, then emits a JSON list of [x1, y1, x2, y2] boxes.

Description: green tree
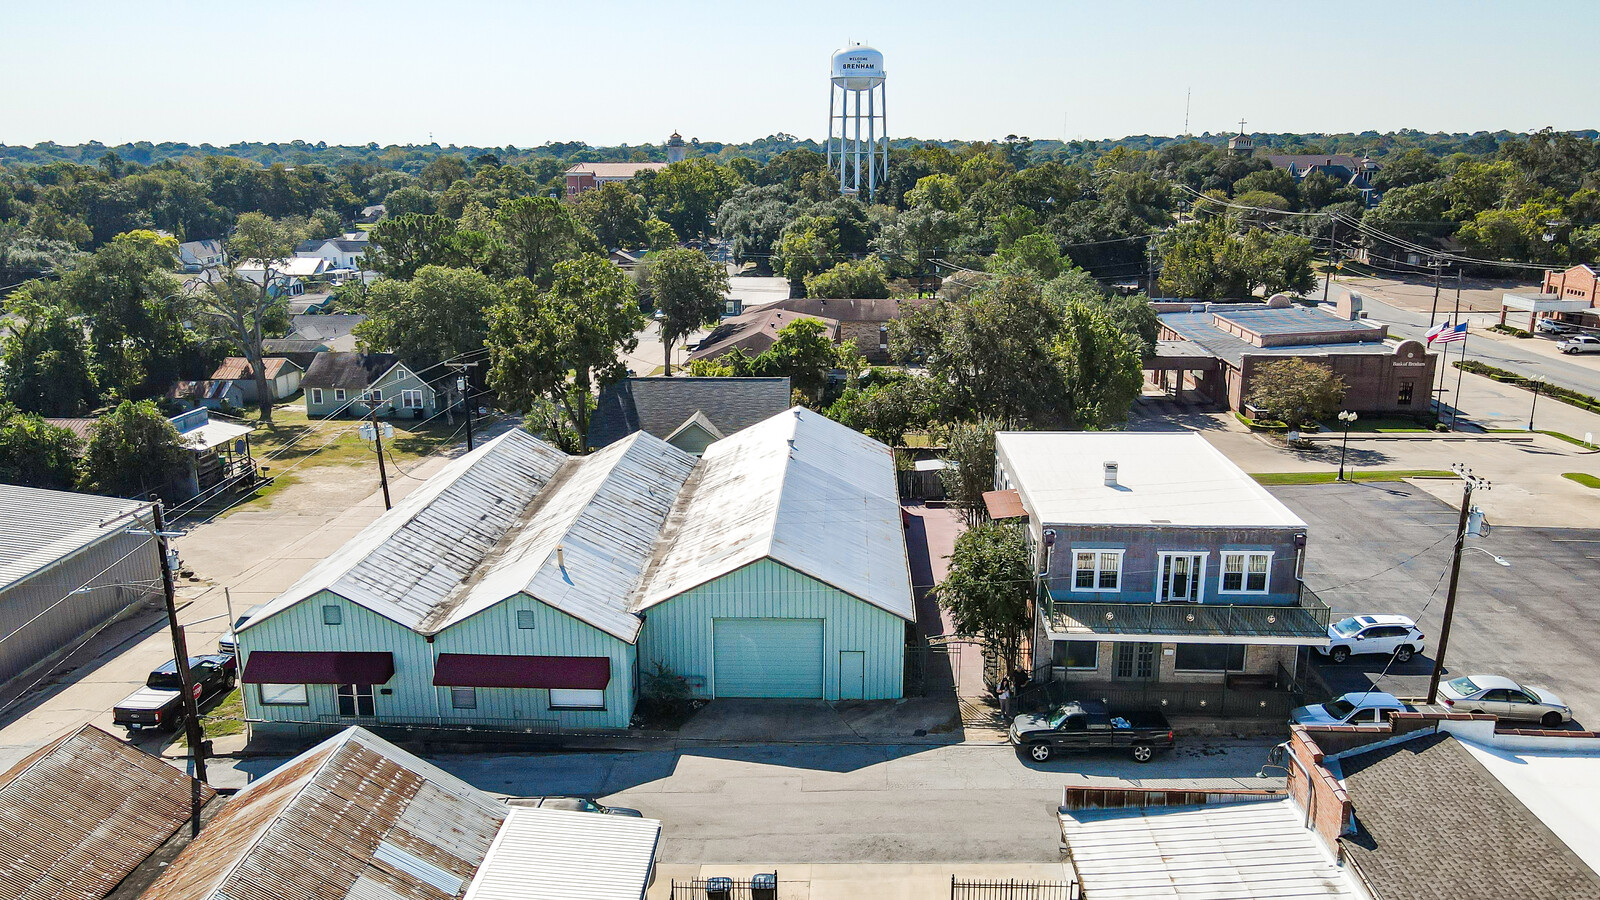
[[649, 248, 728, 376], [52, 230, 186, 400], [825, 374, 941, 446], [487, 279, 573, 448], [1157, 220, 1312, 299], [803, 257, 890, 299], [752, 317, 836, 404], [0, 406, 81, 490], [992, 232, 1067, 279], [638, 158, 741, 238], [364, 213, 467, 279], [1054, 300, 1144, 428], [572, 182, 650, 250], [1244, 358, 1347, 429], [80, 400, 189, 498], [939, 418, 1000, 525], [494, 197, 585, 286], [0, 289, 99, 415], [355, 265, 501, 369], [716, 183, 796, 264], [772, 216, 840, 291], [937, 521, 1033, 676], [201, 213, 306, 422]]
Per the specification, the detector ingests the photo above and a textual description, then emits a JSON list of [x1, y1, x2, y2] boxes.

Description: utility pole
[[364, 403, 392, 510], [1321, 216, 1339, 305], [151, 503, 209, 834], [1427, 467, 1490, 705], [446, 361, 481, 452], [1428, 259, 1443, 328]]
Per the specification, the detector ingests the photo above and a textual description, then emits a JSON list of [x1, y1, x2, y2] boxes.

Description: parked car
[[217, 604, 265, 656], [1290, 691, 1408, 727], [1438, 675, 1571, 727], [1317, 615, 1425, 664], [1009, 700, 1175, 763], [1536, 318, 1576, 335], [506, 797, 643, 817], [112, 654, 238, 732], [1557, 335, 1600, 354]]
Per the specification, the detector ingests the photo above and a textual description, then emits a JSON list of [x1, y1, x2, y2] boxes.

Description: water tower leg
[[867, 88, 876, 201]]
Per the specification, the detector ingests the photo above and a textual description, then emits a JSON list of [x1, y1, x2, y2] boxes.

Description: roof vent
[[1103, 461, 1119, 487], [556, 545, 565, 569]]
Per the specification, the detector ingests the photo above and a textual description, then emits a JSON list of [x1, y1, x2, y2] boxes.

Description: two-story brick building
[[991, 431, 1329, 715]]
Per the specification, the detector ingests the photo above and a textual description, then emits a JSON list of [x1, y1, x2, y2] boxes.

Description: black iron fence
[[1017, 675, 1302, 720], [670, 872, 778, 900], [951, 876, 1079, 899]]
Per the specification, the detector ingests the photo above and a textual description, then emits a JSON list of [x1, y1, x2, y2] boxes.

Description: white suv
[[1319, 615, 1425, 664]]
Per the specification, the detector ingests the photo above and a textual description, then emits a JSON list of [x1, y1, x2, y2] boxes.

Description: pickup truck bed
[[1008, 700, 1175, 763]]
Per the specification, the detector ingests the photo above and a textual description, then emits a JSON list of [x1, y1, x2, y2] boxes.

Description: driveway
[[1270, 482, 1600, 727], [212, 738, 1280, 864]]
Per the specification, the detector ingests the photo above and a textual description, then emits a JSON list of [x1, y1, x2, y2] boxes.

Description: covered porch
[[1499, 292, 1590, 330], [1143, 340, 1224, 405]]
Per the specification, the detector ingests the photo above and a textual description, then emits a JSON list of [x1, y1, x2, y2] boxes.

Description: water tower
[[827, 42, 888, 201]]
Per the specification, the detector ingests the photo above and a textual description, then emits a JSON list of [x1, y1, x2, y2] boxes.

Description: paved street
[[1271, 482, 1600, 726], [214, 739, 1280, 864]]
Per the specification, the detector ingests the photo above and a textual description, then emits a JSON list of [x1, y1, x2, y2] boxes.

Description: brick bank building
[[1148, 298, 1437, 416]]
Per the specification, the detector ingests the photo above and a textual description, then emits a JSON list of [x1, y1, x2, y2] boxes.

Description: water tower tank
[[831, 44, 885, 91]]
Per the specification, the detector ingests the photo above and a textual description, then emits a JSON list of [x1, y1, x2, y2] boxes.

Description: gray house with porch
[[991, 431, 1329, 716]]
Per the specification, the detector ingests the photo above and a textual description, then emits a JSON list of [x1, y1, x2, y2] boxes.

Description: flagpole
[[1449, 328, 1469, 431]]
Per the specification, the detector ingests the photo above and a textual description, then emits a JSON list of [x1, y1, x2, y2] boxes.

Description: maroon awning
[[242, 651, 394, 685], [432, 654, 611, 690]]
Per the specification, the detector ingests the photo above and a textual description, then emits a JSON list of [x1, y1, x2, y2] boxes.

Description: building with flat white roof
[[992, 431, 1327, 714]]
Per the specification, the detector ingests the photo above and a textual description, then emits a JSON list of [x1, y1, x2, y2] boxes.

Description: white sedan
[[1439, 675, 1572, 727]]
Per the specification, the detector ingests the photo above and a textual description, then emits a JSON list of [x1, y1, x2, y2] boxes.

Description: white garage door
[[713, 618, 825, 698]]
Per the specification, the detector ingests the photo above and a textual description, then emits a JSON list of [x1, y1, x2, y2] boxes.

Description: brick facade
[[1285, 727, 1351, 857], [1543, 264, 1599, 307]]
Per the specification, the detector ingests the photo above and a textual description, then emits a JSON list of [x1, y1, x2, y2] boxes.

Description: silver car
[[1438, 674, 1571, 727]]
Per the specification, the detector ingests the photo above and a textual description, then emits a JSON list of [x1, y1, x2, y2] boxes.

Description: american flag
[[1427, 321, 1468, 344]]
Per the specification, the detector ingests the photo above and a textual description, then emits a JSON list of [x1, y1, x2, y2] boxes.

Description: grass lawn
[[1490, 428, 1597, 449], [1318, 415, 1437, 434], [1252, 469, 1454, 485], [172, 688, 246, 746], [1563, 472, 1600, 489]]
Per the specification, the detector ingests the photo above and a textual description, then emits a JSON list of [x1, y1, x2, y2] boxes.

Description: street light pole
[[1426, 466, 1491, 705], [1528, 377, 1544, 432], [1337, 411, 1358, 481]]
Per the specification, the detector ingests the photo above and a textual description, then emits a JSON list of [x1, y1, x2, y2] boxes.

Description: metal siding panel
[[638, 559, 903, 701], [713, 618, 823, 698]]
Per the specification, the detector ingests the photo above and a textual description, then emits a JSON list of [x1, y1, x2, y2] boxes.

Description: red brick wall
[[1544, 266, 1599, 306], [1285, 727, 1351, 856]]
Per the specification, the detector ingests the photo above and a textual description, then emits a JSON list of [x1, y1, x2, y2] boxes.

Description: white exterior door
[[713, 618, 825, 698], [1158, 553, 1206, 602]]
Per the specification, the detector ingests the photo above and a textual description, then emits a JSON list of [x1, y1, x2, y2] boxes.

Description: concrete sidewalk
[[647, 864, 1077, 899]]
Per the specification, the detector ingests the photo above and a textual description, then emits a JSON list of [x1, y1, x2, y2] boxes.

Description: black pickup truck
[[112, 654, 237, 732], [1008, 700, 1175, 763]]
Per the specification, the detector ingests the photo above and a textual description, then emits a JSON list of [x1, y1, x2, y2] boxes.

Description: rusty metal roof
[[0, 724, 213, 900], [146, 727, 506, 900]]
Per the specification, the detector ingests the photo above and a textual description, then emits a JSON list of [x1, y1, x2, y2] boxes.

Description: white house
[[177, 239, 224, 272], [233, 257, 329, 296], [294, 233, 369, 271]]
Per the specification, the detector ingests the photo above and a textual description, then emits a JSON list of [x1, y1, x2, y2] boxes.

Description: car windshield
[[1445, 676, 1481, 696], [1331, 618, 1364, 638], [1321, 699, 1356, 719], [1048, 710, 1071, 729]]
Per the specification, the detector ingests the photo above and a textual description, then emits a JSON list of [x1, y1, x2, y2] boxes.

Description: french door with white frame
[[1157, 553, 1206, 602]]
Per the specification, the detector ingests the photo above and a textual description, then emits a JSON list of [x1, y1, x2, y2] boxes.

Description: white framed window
[[549, 688, 605, 710], [1072, 549, 1123, 592], [310, 388, 324, 405], [367, 389, 384, 403], [258, 683, 307, 705], [451, 687, 477, 709], [1157, 552, 1207, 602], [334, 388, 346, 402], [1220, 552, 1272, 594], [516, 609, 537, 630], [401, 389, 424, 409]]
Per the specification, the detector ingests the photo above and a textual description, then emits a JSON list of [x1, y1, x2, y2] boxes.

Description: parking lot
[[1272, 482, 1600, 726]]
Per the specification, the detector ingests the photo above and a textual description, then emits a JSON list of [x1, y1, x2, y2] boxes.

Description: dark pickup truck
[[112, 654, 237, 732], [1008, 700, 1175, 763]]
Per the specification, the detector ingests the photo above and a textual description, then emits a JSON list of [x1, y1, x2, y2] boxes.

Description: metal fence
[[951, 876, 1079, 900], [1017, 675, 1302, 720], [669, 872, 778, 900]]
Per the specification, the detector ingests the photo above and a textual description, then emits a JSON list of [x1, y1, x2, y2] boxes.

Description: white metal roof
[[1060, 799, 1365, 899], [242, 429, 567, 635], [433, 432, 697, 642], [463, 807, 661, 900], [0, 486, 153, 592], [635, 407, 915, 622], [180, 419, 254, 451], [996, 432, 1307, 529]]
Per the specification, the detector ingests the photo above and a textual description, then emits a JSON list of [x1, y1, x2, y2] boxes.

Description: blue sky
[[2, 0, 1588, 147]]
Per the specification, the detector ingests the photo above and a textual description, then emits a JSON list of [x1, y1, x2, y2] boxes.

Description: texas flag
[[1428, 321, 1468, 344]]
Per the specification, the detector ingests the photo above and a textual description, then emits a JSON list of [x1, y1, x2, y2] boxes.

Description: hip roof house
[[238, 407, 913, 734]]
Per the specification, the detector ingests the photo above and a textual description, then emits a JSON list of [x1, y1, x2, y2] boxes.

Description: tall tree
[[572, 182, 650, 250], [80, 400, 189, 499], [649, 248, 728, 376], [1244, 358, 1347, 429], [0, 287, 99, 415], [938, 521, 1033, 676], [0, 406, 81, 490], [493, 197, 585, 286], [52, 230, 185, 399], [199, 213, 304, 422], [939, 419, 1001, 525], [545, 255, 644, 437], [355, 265, 501, 369], [752, 317, 836, 404], [804, 257, 890, 299]]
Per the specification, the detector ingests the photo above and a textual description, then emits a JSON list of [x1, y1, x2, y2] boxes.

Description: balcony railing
[[1043, 587, 1330, 642]]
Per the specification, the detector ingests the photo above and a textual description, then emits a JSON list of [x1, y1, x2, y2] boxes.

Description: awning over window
[[983, 489, 1027, 520], [432, 654, 611, 690], [242, 651, 394, 684]]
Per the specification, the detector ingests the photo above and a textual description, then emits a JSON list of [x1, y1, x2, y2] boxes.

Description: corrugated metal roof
[[0, 486, 153, 592], [210, 357, 296, 381], [0, 724, 213, 900], [1060, 799, 1362, 899], [996, 432, 1307, 529], [433, 433, 696, 642], [182, 419, 255, 452], [636, 407, 915, 622], [147, 727, 507, 900], [462, 807, 660, 900], [243, 430, 568, 635]]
